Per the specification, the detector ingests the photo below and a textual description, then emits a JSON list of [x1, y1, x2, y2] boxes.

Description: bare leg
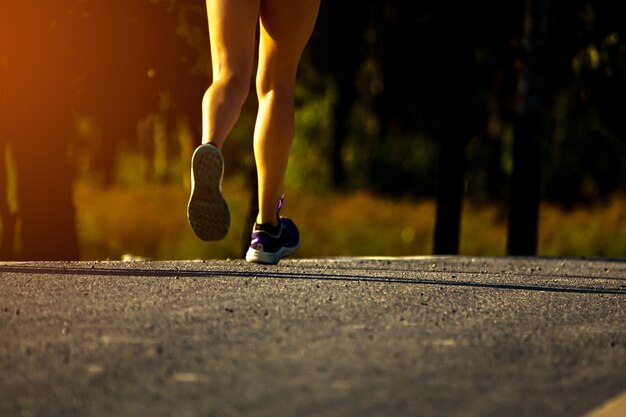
[[202, 0, 260, 148], [188, 0, 261, 241], [254, 0, 321, 225]]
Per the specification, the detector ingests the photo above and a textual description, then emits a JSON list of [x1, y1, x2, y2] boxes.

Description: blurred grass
[[73, 180, 626, 261]]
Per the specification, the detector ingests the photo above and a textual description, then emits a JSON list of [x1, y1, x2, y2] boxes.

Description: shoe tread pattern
[[187, 145, 230, 241]]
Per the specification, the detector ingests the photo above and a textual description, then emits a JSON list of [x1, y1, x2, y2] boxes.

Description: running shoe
[[187, 143, 230, 241], [245, 197, 300, 264]]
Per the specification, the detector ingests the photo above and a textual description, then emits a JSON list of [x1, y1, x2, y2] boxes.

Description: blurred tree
[[431, 2, 478, 255], [467, 0, 526, 202], [0, 1, 81, 260], [506, 0, 551, 255], [542, 0, 626, 204], [0, 0, 207, 259], [309, 0, 368, 189], [73, 0, 207, 186]]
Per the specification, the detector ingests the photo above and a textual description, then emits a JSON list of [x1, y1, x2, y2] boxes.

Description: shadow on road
[[1, 258, 625, 296]]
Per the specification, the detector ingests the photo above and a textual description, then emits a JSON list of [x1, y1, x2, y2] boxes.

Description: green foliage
[[287, 72, 336, 191], [367, 131, 439, 196]]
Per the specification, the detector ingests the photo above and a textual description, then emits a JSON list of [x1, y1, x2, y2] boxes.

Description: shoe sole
[[245, 242, 300, 265], [187, 144, 230, 241]]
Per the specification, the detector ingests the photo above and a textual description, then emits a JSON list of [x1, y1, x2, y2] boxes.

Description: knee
[[209, 71, 251, 106]]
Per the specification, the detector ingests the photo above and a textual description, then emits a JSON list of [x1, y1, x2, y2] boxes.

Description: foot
[[245, 217, 300, 265], [187, 143, 230, 241]]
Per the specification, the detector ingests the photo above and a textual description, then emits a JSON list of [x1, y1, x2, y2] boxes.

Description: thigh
[[257, 0, 321, 86], [206, 0, 261, 79]]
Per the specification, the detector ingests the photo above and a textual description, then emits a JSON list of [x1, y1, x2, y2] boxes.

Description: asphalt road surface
[[1, 256, 625, 417]]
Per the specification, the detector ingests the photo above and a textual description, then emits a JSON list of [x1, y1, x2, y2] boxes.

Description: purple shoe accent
[[245, 195, 300, 264], [276, 193, 285, 214]]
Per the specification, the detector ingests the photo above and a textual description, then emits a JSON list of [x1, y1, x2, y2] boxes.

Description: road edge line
[[582, 391, 626, 417]]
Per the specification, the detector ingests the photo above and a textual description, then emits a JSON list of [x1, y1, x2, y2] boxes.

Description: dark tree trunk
[[310, 0, 365, 189], [507, 0, 550, 256], [508, 114, 541, 255], [1, 1, 80, 260], [434, 130, 467, 255], [10, 106, 79, 260], [433, 4, 476, 255]]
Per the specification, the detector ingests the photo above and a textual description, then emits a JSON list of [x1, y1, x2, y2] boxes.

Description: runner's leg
[[253, 0, 321, 225], [203, 0, 260, 148]]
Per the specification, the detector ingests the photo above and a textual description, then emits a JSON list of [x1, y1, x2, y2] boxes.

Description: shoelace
[[276, 193, 285, 216]]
